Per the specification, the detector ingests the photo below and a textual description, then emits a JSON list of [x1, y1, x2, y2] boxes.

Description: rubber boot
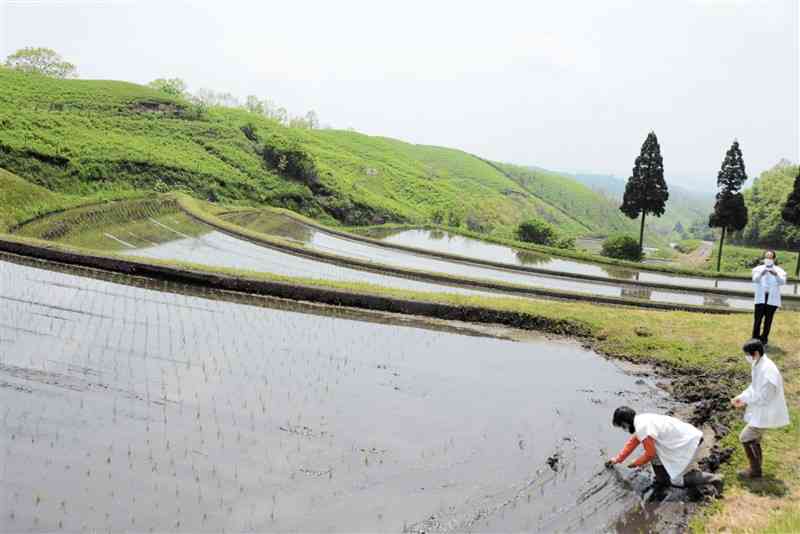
[[753, 441, 764, 475], [683, 469, 724, 497], [646, 463, 671, 502], [651, 463, 671, 489], [737, 441, 762, 479]]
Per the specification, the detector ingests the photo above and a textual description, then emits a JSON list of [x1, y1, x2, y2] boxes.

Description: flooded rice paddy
[[82, 212, 489, 298], [370, 228, 800, 296], [221, 212, 764, 310], [0, 257, 687, 532]]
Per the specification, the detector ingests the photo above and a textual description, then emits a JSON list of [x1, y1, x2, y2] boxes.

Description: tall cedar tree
[[781, 168, 800, 276], [620, 131, 669, 252], [709, 140, 749, 271]]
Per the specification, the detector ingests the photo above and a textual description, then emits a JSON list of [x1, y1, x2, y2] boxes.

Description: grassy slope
[[707, 242, 799, 277], [0, 168, 74, 231], [0, 167, 141, 231], [492, 162, 636, 237], [0, 67, 632, 238]]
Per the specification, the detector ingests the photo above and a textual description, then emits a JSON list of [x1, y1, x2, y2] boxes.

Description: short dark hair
[[742, 338, 764, 356], [612, 406, 636, 431]]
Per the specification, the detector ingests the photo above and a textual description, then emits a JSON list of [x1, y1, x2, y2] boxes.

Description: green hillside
[[490, 162, 636, 236], [738, 161, 800, 248], [0, 67, 649, 238], [0, 167, 86, 231]]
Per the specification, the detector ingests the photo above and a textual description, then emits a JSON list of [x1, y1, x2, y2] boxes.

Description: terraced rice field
[[221, 211, 768, 310], [15, 201, 788, 310], [349, 226, 799, 295], [0, 255, 686, 532]]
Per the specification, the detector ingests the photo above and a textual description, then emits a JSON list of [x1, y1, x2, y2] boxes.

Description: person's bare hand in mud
[[731, 398, 745, 409], [605, 459, 616, 469]]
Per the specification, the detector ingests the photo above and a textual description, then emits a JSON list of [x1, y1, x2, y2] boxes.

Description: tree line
[[147, 77, 322, 130], [618, 131, 800, 275]]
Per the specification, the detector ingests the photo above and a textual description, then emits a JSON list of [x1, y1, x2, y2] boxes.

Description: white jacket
[[634, 413, 703, 481], [752, 264, 787, 307], [735, 354, 790, 429]]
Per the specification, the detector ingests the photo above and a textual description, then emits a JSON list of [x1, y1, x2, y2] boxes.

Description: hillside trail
[[683, 241, 713, 268]]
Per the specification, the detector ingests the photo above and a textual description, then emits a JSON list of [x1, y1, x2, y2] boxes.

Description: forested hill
[[1, 67, 653, 238], [738, 161, 800, 248]]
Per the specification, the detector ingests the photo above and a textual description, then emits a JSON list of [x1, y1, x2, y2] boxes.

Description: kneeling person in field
[[606, 406, 722, 495], [731, 338, 790, 479]]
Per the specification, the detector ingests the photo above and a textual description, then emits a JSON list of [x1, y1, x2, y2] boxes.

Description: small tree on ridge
[[709, 140, 749, 272], [620, 131, 669, 254], [5, 47, 76, 78], [781, 168, 800, 277]]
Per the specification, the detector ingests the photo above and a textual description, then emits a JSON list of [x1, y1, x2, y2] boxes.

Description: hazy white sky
[[1, 0, 798, 191]]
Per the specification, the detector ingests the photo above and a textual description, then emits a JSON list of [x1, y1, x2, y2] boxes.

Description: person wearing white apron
[[606, 406, 722, 495], [751, 250, 787, 347], [731, 338, 790, 479]]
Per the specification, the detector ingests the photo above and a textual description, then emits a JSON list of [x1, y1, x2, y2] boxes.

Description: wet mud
[[0, 258, 732, 533]]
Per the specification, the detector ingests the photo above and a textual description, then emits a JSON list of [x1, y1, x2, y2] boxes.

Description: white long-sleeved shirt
[[735, 354, 790, 428], [752, 264, 787, 307]]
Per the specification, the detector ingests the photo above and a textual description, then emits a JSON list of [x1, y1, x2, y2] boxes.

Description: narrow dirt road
[[684, 240, 713, 268]]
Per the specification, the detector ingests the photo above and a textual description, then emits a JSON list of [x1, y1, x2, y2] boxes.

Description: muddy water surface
[[1, 259, 684, 532]]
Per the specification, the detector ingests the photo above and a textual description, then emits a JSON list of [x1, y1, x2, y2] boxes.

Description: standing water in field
[[13, 206, 783, 308], [372, 227, 800, 295], [0, 256, 690, 533]]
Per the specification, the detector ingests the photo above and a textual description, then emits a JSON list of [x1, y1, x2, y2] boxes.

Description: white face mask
[[764, 259, 774, 267], [745, 354, 755, 365]]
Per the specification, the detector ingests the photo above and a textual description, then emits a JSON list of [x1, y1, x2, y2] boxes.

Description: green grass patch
[[0, 166, 145, 232], [675, 239, 703, 254], [708, 242, 799, 277]]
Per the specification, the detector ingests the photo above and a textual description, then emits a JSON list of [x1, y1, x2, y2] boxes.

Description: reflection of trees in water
[[429, 230, 446, 240], [621, 285, 653, 300], [601, 265, 639, 281], [703, 294, 730, 308], [515, 250, 552, 267]]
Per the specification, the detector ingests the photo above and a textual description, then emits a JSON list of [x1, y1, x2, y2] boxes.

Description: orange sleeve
[[630, 437, 657, 467], [612, 435, 640, 464]]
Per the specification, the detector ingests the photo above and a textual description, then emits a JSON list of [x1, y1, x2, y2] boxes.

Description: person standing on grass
[[752, 250, 786, 347], [731, 338, 789, 479]]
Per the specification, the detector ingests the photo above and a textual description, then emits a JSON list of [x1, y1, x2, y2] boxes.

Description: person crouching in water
[[606, 406, 723, 497], [752, 250, 787, 347], [731, 338, 790, 479]]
